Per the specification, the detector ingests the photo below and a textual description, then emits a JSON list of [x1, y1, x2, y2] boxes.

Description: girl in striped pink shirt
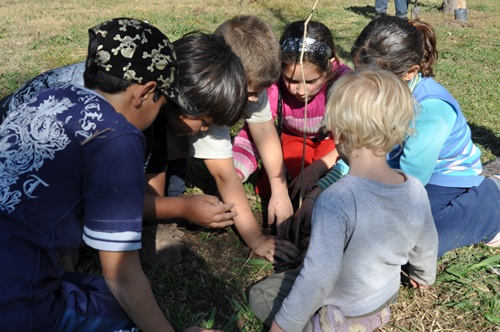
[[233, 20, 351, 206]]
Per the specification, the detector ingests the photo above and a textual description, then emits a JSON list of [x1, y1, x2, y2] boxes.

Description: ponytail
[[411, 19, 438, 77]]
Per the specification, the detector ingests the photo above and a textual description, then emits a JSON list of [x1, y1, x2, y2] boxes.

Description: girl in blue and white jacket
[[300, 16, 500, 257]]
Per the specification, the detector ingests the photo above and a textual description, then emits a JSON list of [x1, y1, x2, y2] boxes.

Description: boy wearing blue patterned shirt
[[0, 18, 212, 332]]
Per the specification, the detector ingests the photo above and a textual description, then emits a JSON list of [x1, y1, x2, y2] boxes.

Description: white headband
[[281, 37, 332, 58]]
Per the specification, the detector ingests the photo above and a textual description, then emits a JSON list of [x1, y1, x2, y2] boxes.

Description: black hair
[[351, 16, 438, 77], [173, 31, 247, 126], [279, 20, 339, 81]]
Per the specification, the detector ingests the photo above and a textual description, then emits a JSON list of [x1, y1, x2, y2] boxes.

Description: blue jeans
[[56, 273, 137, 331], [426, 177, 500, 257], [166, 158, 187, 197], [375, 0, 409, 18]]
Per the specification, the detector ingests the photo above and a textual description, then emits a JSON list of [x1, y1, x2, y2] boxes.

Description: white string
[[295, 0, 319, 246]]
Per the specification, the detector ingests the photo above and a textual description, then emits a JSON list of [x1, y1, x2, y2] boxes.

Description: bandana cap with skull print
[[86, 17, 198, 116]]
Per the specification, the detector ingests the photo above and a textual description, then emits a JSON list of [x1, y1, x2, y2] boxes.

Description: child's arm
[[204, 157, 299, 262], [143, 194, 237, 228], [399, 99, 456, 185], [248, 120, 294, 236], [292, 186, 323, 237], [99, 250, 175, 332], [315, 159, 350, 190], [232, 123, 260, 182], [293, 160, 349, 234], [289, 147, 340, 199], [407, 194, 439, 287]]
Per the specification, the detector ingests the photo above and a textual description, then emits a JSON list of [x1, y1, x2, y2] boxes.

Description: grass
[[1, 0, 499, 331]]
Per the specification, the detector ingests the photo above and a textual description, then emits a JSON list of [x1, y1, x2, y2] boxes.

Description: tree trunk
[[441, 0, 467, 13]]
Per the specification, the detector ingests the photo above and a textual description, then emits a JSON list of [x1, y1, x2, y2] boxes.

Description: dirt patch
[[140, 222, 187, 267], [140, 219, 253, 270], [138, 221, 264, 329]]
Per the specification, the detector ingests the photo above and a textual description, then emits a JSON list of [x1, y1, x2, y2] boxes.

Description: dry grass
[[1, 0, 499, 331], [382, 248, 500, 332]]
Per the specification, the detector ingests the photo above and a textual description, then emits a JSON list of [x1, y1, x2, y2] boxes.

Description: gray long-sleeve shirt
[[276, 173, 438, 332]]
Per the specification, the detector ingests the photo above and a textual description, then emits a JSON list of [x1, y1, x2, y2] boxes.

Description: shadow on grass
[[345, 1, 441, 20], [346, 5, 375, 19], [469, 123, 500, 158], [142, 219, 263, 330]]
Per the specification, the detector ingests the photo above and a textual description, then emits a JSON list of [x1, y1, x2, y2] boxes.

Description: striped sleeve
[[83, 226, 142, 251], [315, 159, 349, 190]]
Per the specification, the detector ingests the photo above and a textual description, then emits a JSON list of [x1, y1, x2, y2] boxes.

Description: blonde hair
[[323, 69, 416, 157]]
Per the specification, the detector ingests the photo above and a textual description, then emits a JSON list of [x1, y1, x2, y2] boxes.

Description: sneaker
[[484, 175, 500, 248], [485, 232, 500, 248], [373, 13, 387, 20], [490, 175, 500, 190]]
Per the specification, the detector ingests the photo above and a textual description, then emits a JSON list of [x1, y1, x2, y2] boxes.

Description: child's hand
[[267, 190, 294, 238], [251, 235, 300, 263], [183, 195, 237, 228], [409, 278, 429, 290]]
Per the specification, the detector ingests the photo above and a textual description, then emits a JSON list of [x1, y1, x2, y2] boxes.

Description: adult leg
[[426, 177, 500, 257], [374, 0, 389, 16], [395, 0, 409, 18]]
